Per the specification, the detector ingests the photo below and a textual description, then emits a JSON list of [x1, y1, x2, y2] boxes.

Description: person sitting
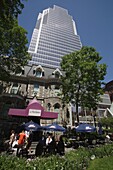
[[7, 130, 16, 154], [16, 130, 26, 156], [26, 130, 33, 152], [56, 135, 65, 156], [46, 134, 52, 146], [9, 130, 15, 148], [46, 134, 52, 154], [48, 136, 56, 155], [35, 136, 44, 157]]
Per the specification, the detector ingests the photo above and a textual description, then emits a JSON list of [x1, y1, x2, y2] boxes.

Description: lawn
[[87, 156, 113, 170]]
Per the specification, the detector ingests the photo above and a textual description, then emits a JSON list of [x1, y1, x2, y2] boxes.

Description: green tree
[[0, 0, 25, 19], [0, 0, 30, 80], [60, 46, 107, 123], [101, 117, 113, 132]]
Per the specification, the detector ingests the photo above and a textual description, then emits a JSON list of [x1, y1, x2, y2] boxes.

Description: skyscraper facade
[[28, 5, 82, 68]]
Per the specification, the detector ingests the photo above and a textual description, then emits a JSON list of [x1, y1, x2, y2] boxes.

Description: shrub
[[0, 143, 113, 170]]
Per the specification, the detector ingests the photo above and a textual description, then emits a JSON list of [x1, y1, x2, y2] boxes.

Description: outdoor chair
[[28, 141, 39, 158], [19, 147, 29, 158]]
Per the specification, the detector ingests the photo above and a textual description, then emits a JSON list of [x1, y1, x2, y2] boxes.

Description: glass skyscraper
[[28, 5, 82, 68]]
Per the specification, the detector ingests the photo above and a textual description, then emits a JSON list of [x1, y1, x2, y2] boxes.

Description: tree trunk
[[72, 111, 75, 126], [76, 101, 79, 124]]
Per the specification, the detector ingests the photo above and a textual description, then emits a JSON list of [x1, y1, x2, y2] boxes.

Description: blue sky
[[18, 0, 113, 83]]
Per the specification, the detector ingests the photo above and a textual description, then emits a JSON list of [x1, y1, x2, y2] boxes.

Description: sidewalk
[[65, 147, 75, 152]]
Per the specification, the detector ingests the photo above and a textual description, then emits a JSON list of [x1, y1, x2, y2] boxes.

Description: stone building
[[0, 64, 71, 136], [0, 65, 113, 135]]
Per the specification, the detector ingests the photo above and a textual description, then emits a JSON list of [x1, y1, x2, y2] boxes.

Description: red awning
[[8, 108, 27, 117], [41, 111, 58, 119], [8, 99, 58, 119], [8, 108, 58, 119]]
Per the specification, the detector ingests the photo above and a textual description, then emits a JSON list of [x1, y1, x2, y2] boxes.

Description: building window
[[36, 69, 42, 77], [52, 68, 62, 78], [55, 85, 60, 90], [47, 103, 51, 111], [55, 72, 60, 78], [34, 83, 39, 93], [22, 69, 25, 75], [33, 65, 44, 77], [54, 103, 61, 122], [10, 83, 19, 94]]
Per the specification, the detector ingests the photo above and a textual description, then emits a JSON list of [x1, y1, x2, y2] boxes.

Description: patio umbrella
[[22, 120, 42, 131], [75, 123, 96, 133], [42, 122, 66, 132]]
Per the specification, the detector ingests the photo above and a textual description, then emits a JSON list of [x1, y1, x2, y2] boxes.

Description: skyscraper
[[28, 5, 82, 69]]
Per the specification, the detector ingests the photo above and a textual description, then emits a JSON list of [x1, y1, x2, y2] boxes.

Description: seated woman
[[9, 130, 15, 148]]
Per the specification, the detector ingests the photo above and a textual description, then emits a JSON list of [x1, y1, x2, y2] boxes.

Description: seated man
[[48, 136, 56, 155], [56, 135, 65, 156]]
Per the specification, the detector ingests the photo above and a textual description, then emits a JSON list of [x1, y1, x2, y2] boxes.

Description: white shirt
[[46, 136, 52, 145]]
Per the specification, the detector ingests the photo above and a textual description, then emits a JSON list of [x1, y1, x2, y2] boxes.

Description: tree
[[60, 46, 107, 123], [0, 0, 25, 19], [101, 117, 113, 133], [0, 0, 30, 80]]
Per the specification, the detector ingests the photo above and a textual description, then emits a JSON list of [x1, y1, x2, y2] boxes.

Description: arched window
[[33, 65, 44, 77], [36, 68, 42, 77], [54, 103, 60, 109], [55, 71, 60, 78], [52, 68, 62, 78], [54, 103, 61, 122], [47, 103, 51, 111]]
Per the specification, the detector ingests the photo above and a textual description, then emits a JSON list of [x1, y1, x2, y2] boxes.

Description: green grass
[[87, 156, 113, 170]]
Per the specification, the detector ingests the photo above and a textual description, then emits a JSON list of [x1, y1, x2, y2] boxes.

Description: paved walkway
[[65, 147, 75, 153]]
